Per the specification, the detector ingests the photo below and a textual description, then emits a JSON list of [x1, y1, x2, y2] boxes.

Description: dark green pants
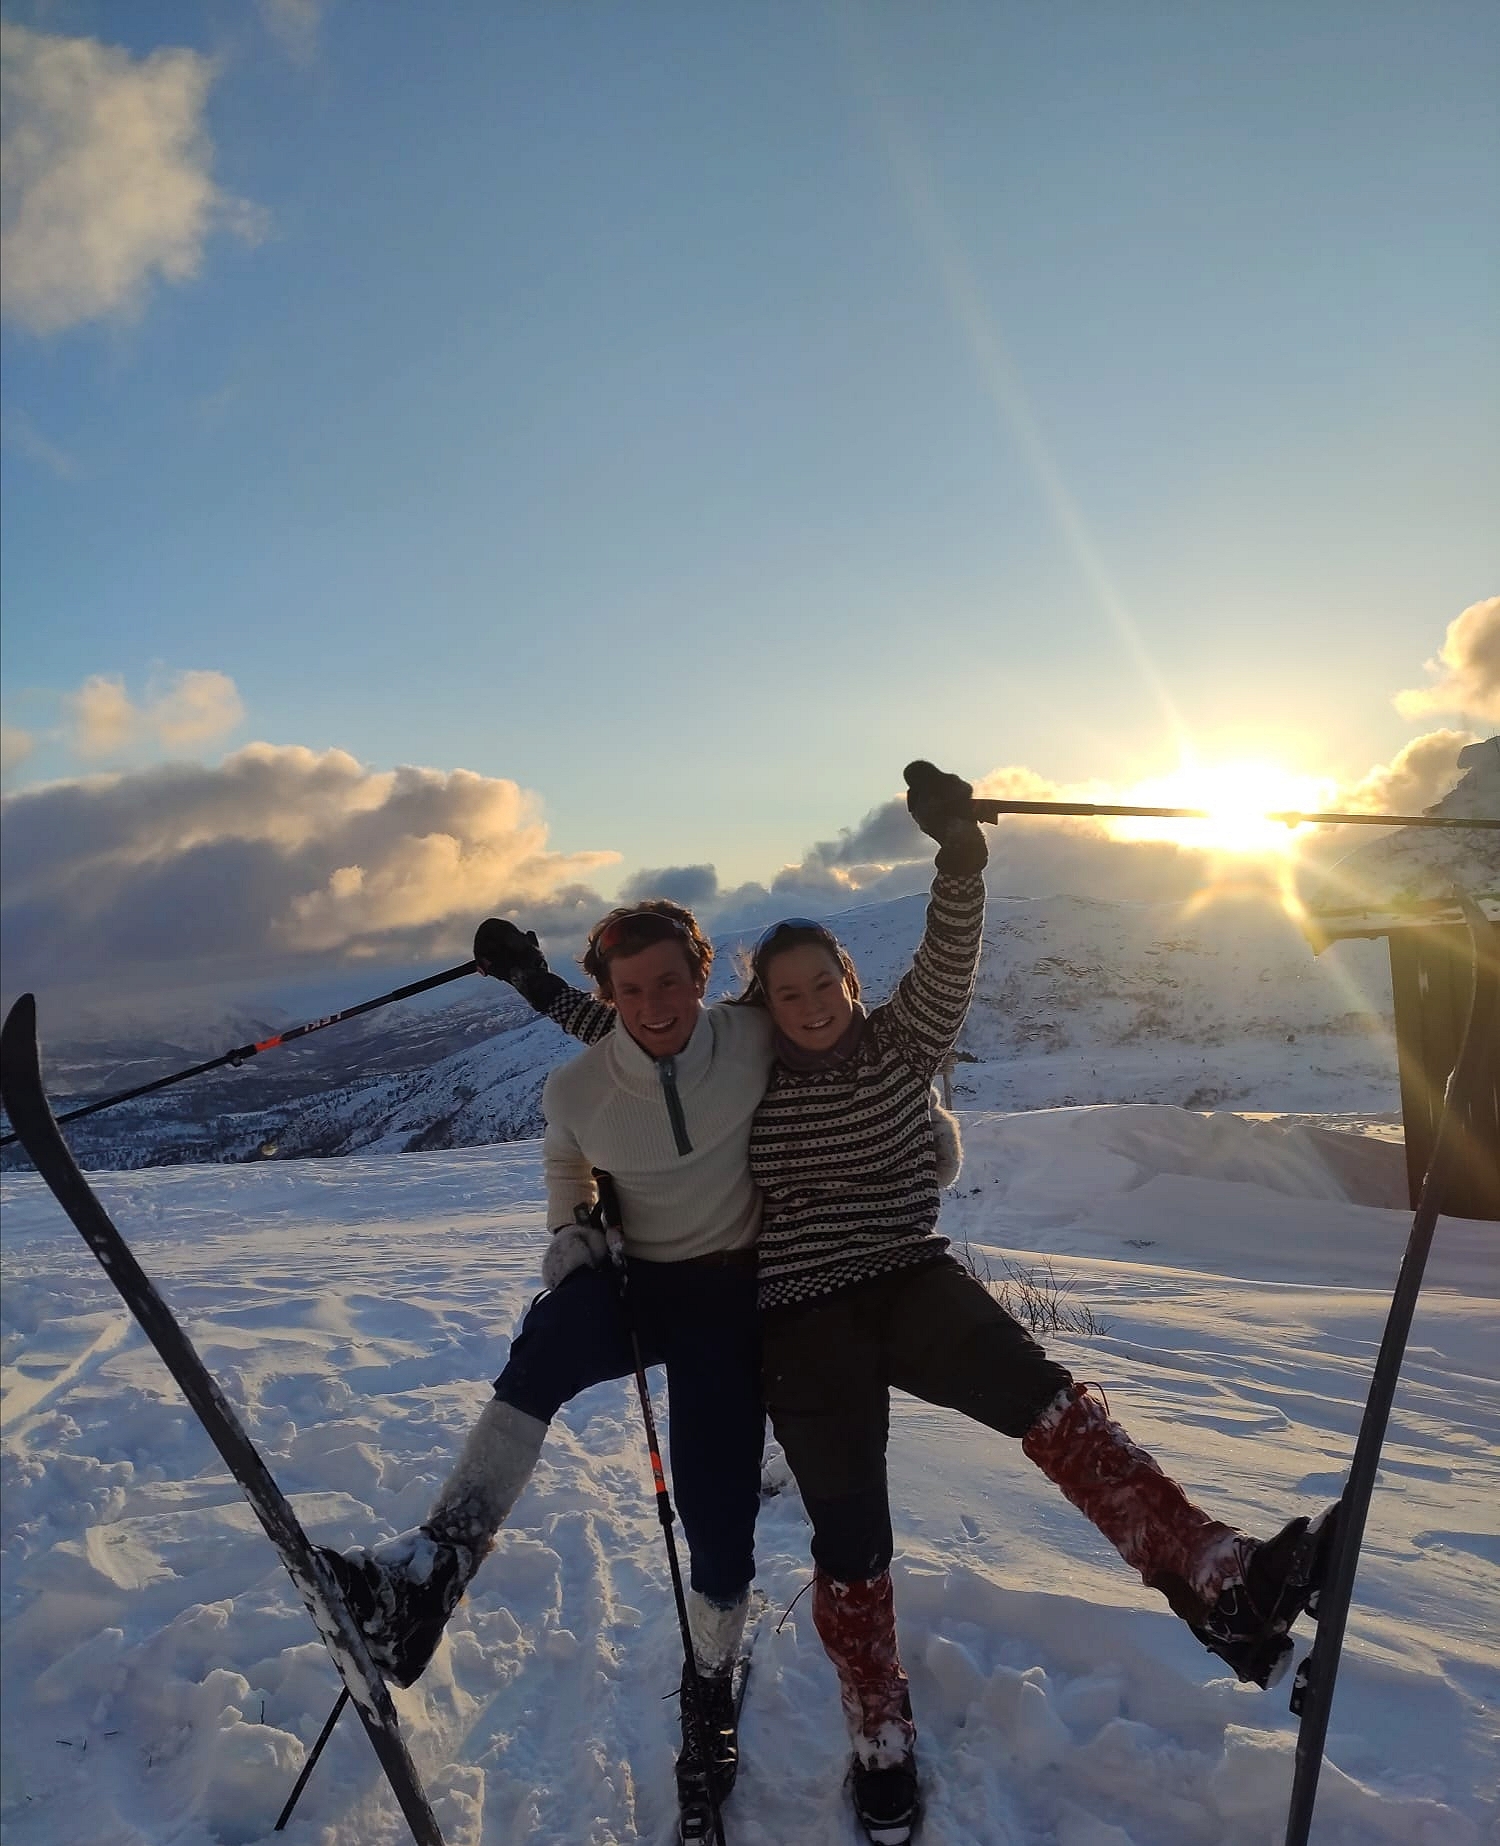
[[762, 1257, 1072, 1580]]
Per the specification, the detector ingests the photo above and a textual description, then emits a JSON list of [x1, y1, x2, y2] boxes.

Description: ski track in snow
[[2, 1112, 1496, 1846]]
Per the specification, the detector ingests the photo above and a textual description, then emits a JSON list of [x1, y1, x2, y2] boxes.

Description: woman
[[740, 762, 1335, 1846]]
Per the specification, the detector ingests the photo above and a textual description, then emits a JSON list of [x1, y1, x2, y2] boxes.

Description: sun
[[1107, 758, 1336, 855]]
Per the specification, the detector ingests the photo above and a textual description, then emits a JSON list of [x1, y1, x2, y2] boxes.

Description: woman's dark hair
[[581, 899, 714, 997], [732, 921, 861, 1010]]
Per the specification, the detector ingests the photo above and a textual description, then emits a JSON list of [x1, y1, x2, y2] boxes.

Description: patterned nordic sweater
[[750, 869, 985, 1311]]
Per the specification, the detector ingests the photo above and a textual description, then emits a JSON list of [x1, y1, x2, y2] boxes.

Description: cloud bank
[[1341, 728, 1481, 818], [0, 22, 265, 334], [1395, 598, 1500, 724], [0, 745, 618, 1008]]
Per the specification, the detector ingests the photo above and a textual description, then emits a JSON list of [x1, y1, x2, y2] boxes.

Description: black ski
[[1282, 896, 1498, 1846], [0, 994, 446, 1846]]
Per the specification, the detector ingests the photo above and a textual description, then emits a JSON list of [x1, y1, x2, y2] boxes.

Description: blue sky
[[1, 1, 1496, 1012]]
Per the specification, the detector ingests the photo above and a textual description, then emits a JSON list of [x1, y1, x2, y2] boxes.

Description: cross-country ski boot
[[675, 1664, 738, 1841], [850, 1749, 922, 1846], [317, 1526, 478, 1687], [1186, 1504, 1342, 1688]]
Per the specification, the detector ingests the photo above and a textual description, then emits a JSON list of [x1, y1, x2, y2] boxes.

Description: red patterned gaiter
[[1022, 1383, 1244, 1616], [811, 1569, 916, 1769]]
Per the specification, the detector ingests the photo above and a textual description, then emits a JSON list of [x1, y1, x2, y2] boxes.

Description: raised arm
[[473, 917, 616, 1044], [878, 763, 988, 1076]]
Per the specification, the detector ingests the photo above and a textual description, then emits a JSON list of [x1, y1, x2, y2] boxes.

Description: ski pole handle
[[589, 1169, 627, 1272]]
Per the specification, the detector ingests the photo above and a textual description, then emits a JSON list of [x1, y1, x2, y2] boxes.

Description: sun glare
[[1108, 759, 1335, 856]]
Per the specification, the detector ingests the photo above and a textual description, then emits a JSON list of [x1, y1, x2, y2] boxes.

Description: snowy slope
[[3, 1108, 1495, 1846]]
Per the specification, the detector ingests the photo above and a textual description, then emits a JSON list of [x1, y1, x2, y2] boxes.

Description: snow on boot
[[318, 1526, 476, 1687], [850, 1750, 922, 1846], [1188, 1505, 1343, 1688], [812, 1570, 917, 1772]]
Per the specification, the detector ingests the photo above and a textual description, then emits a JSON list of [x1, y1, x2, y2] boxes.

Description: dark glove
[[474, 917, 549, 982], [903, 760, 988, 876]]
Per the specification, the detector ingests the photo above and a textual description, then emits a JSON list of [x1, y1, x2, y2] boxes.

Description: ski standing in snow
[[0, 996, 447, 1846]]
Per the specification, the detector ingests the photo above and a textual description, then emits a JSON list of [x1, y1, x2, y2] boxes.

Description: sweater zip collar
[[656, 1055, 693, 1155]]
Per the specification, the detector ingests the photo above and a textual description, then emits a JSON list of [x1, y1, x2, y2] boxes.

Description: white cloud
[[1395, 598, 1500, 723], [62, 669, 246, 760], [0, 746, 619, 997], [0, 22, 267, 335], [1338, 728, 1478, 819]]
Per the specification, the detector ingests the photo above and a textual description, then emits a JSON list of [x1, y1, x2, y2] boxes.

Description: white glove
[[542, 1222, 607, 1291]]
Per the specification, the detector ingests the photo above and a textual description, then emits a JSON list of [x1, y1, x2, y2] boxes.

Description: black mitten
[[473, 917, 569, 1012], [474, 917, 548, 980], [903, 760, 988, 875]]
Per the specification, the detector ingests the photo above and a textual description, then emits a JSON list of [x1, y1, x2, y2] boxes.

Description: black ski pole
[[967, 796, 1500, 829], [274, 1688, 350, 1831], [0, 960, 479, 1149], [591, 1168, 728, 1846], [1282, 894, 1499, 1846]]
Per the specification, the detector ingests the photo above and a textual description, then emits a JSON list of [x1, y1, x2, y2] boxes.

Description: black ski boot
[[1190, 1505, 1341, 1687], [317, 1527, 477, 1687], [850, 1751, 921, 1846], [679, 1664, 738, 1791], [675, 1665, 738, 1842]]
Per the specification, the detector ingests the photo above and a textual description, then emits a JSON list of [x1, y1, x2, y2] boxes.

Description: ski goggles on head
[[590, 909, 693, 962], [752, 916, 841, 969]]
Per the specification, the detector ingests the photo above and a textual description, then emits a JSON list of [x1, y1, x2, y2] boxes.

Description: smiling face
[[760, 941, 857, 1052], [605, 938, 707, 1058]]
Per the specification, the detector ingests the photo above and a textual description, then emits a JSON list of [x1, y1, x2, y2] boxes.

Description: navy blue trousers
[[494, 1258, 764, 1603]]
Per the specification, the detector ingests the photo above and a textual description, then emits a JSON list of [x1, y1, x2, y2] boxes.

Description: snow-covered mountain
[[5, 884, 1399, 1171]]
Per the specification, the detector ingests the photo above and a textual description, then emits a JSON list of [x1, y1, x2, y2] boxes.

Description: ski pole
[[967, 797, 1500, 829], [274, 1688, 349, 1831], [0, 960, 479, 1149], [591, 1168, 728, 1846]]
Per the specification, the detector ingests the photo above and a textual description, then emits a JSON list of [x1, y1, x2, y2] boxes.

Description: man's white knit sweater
[[542, 1000, 774, 1264]]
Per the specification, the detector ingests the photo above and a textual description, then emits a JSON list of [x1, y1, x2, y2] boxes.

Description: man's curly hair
[[581, 899, 714, 998]]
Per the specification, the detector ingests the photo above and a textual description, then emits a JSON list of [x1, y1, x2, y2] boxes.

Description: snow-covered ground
[[2, 1108, 1496, 1846]]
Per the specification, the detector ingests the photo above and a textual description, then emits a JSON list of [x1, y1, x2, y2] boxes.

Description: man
[[321, 900, 773, 1815]]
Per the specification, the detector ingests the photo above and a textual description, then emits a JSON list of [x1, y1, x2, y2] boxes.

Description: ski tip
[[1, 992, 39, 1060]]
